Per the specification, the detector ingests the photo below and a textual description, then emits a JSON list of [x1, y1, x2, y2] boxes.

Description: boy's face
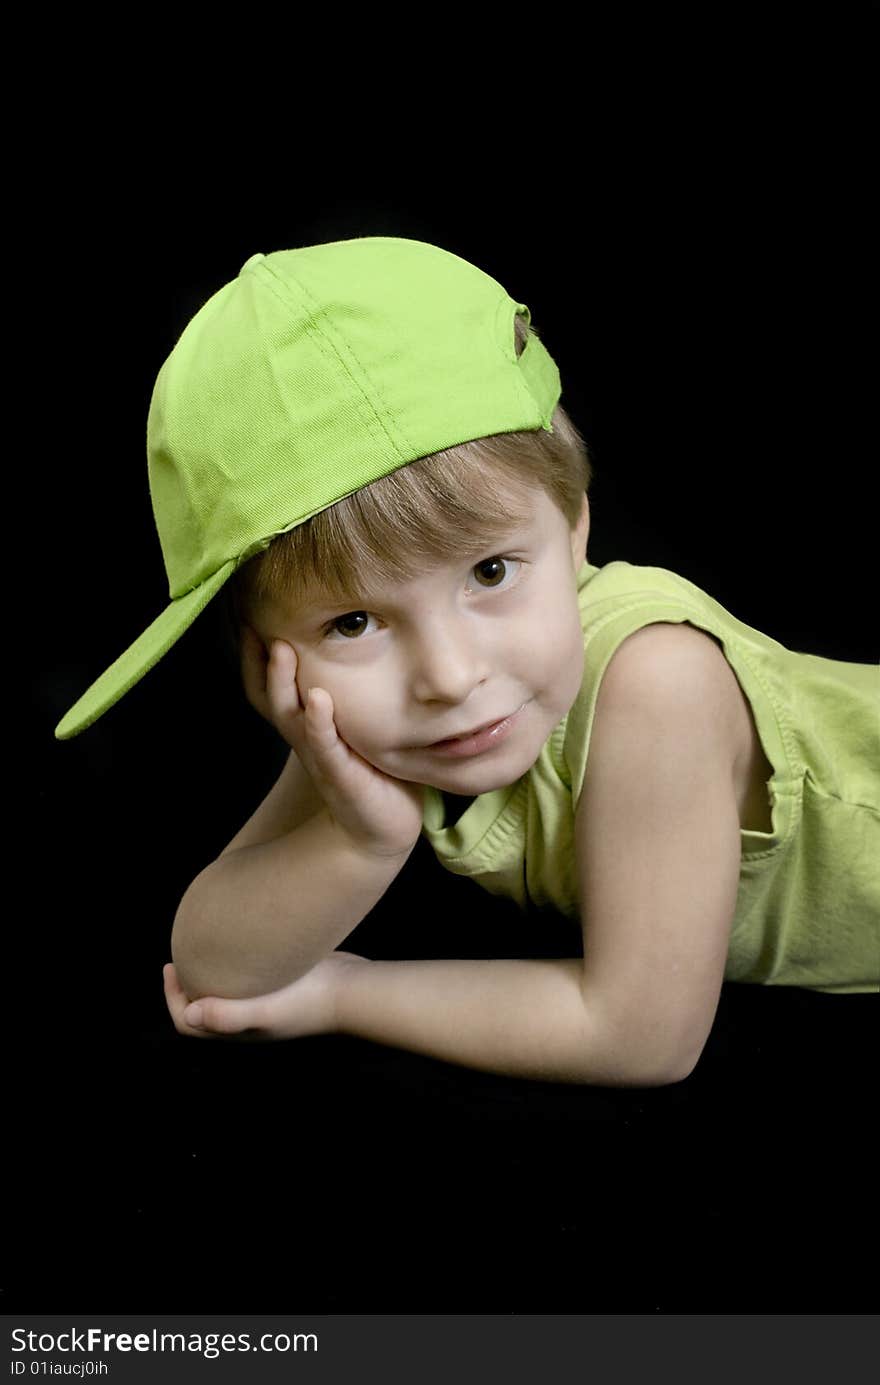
[[252, 486, 590, 797]]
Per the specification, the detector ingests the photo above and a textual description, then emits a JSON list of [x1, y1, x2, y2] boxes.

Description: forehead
[[262, 486, 568, 623]]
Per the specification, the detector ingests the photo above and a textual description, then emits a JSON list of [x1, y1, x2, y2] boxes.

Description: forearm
[[335, 957, 682, 1087], [171, 812, 415, 1000]]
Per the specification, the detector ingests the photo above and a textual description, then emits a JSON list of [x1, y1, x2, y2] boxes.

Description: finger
[[305, 685, 339, 745], [163, 961, 189, 998], [183, 994, 268, 1036], [162, 963, 222, 1041], [162, 961, 189, 1014], [300, 687, 344, 783], [265, 638, 302, 722], [302, 686, 363, 788], [239, 623, 271, 721]]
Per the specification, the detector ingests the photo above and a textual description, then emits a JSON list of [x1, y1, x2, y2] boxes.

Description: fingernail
[[184, 1003, 204, 1028]]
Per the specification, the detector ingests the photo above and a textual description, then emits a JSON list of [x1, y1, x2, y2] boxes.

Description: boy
[[55, 238, 880, 1086]]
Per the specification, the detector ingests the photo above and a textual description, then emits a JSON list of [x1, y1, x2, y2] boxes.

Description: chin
[[429, 746, 541, 795]]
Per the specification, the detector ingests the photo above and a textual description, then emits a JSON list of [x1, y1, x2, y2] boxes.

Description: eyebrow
[[295, 524, 536, 618]]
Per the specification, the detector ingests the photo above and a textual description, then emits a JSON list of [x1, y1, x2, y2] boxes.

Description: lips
[[428, 714, 508, 746], [423, 702, 530, 748], [417, 702, 530, 759]]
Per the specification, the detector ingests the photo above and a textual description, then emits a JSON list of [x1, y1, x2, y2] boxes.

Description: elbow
[[170, 907, 211, 1001], [611, 1058, 695, 1089], [638, 1042, 703, 1087], [169, 872, 216, 997], [170, 895, 235, 1001], [570, 1043, 701, 1089], [619, 1004, 710, 1087], [673, 1045, 703, 1083], [170, 902, 312, 1001], [170, 917, 244, 1002], [641, 1059, 697, 1088], [579, 981, 712, 1088], [599, 1032, 704, 1088]]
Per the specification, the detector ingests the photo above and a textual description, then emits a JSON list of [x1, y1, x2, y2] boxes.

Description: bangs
[[230, 446, 546, 620], [302, 451, 536, 600]]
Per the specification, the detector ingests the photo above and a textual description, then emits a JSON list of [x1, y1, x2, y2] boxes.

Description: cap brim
[[54, 560, 237, 741]]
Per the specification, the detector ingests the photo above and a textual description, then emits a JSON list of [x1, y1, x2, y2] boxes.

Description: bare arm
[[572, 622, 742, 1076], [172, 628, 425, 1001], [172, 807, 416, 1001]]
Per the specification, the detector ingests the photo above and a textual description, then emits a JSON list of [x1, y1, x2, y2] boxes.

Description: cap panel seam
[[244, 257, 420, 462]]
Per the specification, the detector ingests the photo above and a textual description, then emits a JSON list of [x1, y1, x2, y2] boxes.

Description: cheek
[[552, 641, 585, 714], [522, 605, 584, 690], [306, 665, 388, 748]]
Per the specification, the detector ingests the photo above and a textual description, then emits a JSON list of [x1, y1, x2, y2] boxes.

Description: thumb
[[184, 995, 267, 1035]]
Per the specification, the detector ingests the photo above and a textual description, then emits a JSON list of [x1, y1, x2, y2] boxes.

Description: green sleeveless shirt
[[421, 560, 879, 994]]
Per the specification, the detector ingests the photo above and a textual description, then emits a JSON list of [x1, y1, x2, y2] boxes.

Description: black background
[[16, 12, 878, 1313]]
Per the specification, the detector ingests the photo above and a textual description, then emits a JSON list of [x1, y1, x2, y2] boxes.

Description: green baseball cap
[[54, 236, 562, 740]]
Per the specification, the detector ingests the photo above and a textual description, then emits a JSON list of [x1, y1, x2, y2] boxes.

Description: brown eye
[[333, 611, 370, 638], [473, 557, 507, 587]]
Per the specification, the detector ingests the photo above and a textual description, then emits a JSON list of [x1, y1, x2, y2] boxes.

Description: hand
[[162, 952, 369, 1041], [240, 623, 425, 857]]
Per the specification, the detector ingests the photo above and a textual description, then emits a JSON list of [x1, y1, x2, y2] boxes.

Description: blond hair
[[221, 312, 592, 647]]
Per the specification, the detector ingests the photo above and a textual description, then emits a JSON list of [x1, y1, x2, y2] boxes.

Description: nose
[[407, 613, 491, 705]]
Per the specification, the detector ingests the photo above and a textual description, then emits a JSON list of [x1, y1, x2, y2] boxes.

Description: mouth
[[419, 702, 529, 758], [428, 714, 511, 746]]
